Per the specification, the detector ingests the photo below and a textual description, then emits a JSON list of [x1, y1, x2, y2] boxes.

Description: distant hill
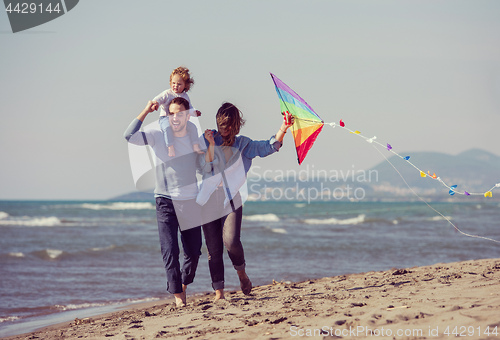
[[110, 149, 499, 202], [110, 191, 154, 201], [367, 148, 500, 198]]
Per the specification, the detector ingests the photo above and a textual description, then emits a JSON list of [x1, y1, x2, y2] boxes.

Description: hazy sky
[[1, 1, 499, 200]]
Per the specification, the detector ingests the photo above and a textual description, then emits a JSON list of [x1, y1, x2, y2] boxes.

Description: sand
[[4, 258, 500, 340]]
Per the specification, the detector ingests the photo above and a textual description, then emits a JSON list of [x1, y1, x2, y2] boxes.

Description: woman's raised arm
[[275, 111, 294, 143]]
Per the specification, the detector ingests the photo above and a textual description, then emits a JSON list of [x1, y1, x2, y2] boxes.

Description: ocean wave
[[244, 213, 280, 222], [90, 245, 116, 252], [5, 246, 122, 262], [270, 228, 287, 234], [124, 297, 161, 304], [55, 297, 160, 312], [0, 216, 61, 227], [8, 252, 25, 258], [304, 214, 366, 225], [54, 302, 111, 311], [427, 215, 452, 222], [32, 249, 64, 260], [0, 211, 9, 219], [80, 202, 155, 210], [0, 316, 20, 323], [363, 217, 401, 226]]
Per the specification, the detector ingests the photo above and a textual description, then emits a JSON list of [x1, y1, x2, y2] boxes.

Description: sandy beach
[[3, 258, 499, 340]]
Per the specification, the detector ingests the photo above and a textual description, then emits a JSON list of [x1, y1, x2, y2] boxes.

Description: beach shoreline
[[3, 257, 500, 340]]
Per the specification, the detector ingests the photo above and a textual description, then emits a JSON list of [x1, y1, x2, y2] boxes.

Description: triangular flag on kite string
[[334, 118, 498, 198]]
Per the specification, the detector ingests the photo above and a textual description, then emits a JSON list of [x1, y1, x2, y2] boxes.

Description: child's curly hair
[[170, 66, 194, 92]]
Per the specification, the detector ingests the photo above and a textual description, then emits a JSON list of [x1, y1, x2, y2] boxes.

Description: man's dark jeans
[[155, 196, 202, 294]]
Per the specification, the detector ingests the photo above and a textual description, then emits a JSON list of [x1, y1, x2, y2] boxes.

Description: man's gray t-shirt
[[124, 118, 200, 200]]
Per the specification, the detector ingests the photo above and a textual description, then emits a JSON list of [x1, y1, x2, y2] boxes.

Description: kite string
[[325, 122, 500, 244], [368, 143, 500, 244], [272, 74, 499, 242], [326, 122, 499, 197]]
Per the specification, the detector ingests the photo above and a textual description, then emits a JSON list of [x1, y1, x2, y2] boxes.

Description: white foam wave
[[46, 249, 64, 259], [80, 202, 155, 210], [244, 214, 280, 222], [8, 252, 25, 258], [125, 297, 160, 304], [55, 302, 109, 311], [0, 216, 61, 227], [304, 214, 366, 225], [90, 245, 116, 252], [294, 203, 306, 208], [0, 316, 20, 323], [271, 228, 287, 234], [31, 248, 65, 260], [0, 211, 9, 219], [55, 297, 160, 311], [427, 215, 452, 222]]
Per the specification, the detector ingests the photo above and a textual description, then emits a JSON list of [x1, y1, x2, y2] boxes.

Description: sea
[[0, 200, 499, 337]]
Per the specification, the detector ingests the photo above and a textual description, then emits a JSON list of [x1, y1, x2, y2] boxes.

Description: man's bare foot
[[168, 145, 176, 157], [237, 270, 252, 295], [214, 289, 225, 301], [174, 286, 186, 308]]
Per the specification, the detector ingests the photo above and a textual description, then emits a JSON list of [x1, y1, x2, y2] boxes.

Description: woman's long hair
[[216, 102, 246, 146]]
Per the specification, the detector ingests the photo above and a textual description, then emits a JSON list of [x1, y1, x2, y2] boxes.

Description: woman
[[199, 102, 294, 301]]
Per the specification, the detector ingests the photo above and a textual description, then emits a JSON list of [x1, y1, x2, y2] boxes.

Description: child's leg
[[159, 117, 176, 157], [159, 116, 174, 147], [186, 121, 203, 153]]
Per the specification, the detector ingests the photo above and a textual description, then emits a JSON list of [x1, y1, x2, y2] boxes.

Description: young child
[[152, 66, 202, 157]]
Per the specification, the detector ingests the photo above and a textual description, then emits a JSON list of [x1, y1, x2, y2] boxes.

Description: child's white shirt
[[152, 89, 192, 117]]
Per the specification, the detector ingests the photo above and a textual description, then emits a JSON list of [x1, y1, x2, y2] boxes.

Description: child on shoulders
[[152, 66, 202, 157]]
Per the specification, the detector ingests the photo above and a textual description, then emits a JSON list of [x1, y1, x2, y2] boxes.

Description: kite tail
[[369, 143, 500, 244], [327, 121, 499, 197]]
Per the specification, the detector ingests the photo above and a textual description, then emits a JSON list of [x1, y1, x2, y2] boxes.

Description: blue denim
[[201, 189, 245, 291], [202, 131, 282, 174], [155, 196, 202, 294]]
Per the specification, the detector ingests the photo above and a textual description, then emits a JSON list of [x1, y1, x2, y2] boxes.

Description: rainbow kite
[[270, 72, 499, 198], [271, 73, 324, 165], [270, 72, 500, 244]]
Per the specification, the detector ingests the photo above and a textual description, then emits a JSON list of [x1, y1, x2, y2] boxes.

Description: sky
[[1, 0, 499, 200]]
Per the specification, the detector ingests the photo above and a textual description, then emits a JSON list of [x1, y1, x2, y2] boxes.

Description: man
[[124, 97, 202, 307]]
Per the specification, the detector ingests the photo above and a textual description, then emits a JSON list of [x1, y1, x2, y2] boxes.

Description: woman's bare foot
[[214, 289, 225, 301], [237, 270, 252, 295], [174, 284, 187, 307], [174, 292, 186, 307]]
